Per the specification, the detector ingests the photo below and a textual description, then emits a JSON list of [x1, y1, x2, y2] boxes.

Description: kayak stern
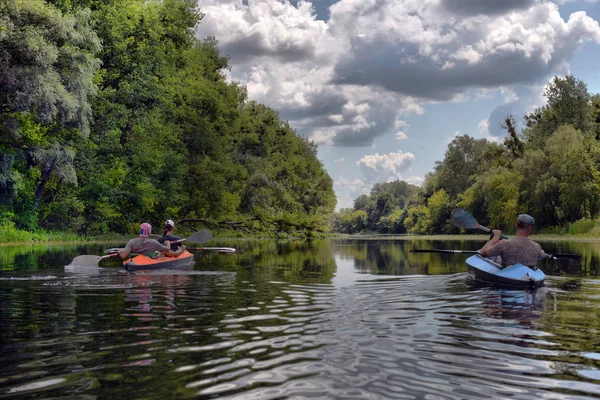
[[465, 254, 545, 288]]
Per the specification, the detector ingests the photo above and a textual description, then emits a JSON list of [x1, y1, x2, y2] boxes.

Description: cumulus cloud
[[478, 119, 490, 134], [395, 131, 408, 140], [334, 157, 345, 163], [406, 176, 425, 186], [196, 0, 600, 147], [440, 0, 537, 16], [332, 2, 600, 101], [196, 0, 330, 63], [333, 176, 370, 194], [357, 151, 415, 183]]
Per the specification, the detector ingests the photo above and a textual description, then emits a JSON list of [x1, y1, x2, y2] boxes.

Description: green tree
[[0, 0, 100, 228], [524, 75, 594, 147]]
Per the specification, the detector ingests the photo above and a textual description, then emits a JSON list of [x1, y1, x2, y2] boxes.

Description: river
[[1, 238, 600, 399]]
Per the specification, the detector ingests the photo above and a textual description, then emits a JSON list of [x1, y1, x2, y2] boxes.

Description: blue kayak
[[465, 254, 546, 288]]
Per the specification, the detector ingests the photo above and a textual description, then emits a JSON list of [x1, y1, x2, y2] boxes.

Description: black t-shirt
[[158, 234, 181, 251]]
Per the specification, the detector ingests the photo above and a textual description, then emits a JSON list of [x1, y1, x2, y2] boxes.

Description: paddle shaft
[[187, 247, 237, 253], [474, 224, 509, 240], [410, 249, 479, 254]]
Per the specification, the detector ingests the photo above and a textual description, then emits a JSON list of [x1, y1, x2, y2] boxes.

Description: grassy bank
[[0, 223, 128, 245]]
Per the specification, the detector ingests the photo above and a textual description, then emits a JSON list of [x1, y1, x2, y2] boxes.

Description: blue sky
[[197, 0, 600, 209]]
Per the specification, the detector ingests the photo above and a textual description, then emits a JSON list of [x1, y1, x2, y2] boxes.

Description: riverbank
[[331, 233, 600, 242], [4, 223, 600, 245], [0, 224, 129, 245]]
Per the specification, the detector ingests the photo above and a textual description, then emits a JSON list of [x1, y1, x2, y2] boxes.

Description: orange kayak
[[123, 250, 195, 271]]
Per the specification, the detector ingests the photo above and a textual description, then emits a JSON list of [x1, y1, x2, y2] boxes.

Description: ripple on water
[[4, 255, 600, 399]]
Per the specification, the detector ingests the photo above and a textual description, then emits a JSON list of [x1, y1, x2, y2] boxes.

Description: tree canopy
[[0, 0, 335, 236], [332, 75, 600, 235]]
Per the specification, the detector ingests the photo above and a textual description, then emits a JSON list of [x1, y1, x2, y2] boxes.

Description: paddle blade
[[450, 208, 480, 229], [69, 255, 103, 268], [186, 230, 212, 244], [192, 247, 237, 253]]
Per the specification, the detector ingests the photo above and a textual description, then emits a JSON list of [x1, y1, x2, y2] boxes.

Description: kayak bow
[[465, 254, 546, 288]]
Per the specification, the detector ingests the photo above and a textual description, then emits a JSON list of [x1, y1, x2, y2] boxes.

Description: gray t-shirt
[[122, 238, 166, 257], [488, 237, 543, 267]]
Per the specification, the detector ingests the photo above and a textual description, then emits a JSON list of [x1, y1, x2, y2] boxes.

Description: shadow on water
[[2, 238, 600, 398]]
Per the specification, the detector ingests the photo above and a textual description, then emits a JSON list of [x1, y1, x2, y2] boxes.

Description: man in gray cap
[[480, 214, 545, 267]]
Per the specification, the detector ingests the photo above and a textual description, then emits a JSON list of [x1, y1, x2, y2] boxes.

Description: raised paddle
[[450, 208, 509, 239], [449, 209, 581, 260], [185, 230, 212, 244]]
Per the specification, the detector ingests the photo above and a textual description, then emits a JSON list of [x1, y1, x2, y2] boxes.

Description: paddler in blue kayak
[[118, 222, 185, 259], [480, 214, 545, 267], [158, 219, 182, 251]]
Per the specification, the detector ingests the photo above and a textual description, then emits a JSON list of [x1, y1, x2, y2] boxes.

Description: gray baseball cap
[[517, 214, 535, 225]]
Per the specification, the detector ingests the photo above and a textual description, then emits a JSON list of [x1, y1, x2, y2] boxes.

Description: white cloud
[[395, 131, 408, 140], [357, 151, 415, 183], [329, 114, 344, 123], [331, 1, 600, 101], [394, 119, 409, 140], [486, 135, 503, 143], [478, 119, 490, 134], [333, 157, 345, 163], [555, 0, 599, 4], [406, 176, 425, 186], [196, 0, 600, 147], [501, 87, 519, 103], [333, 176, 370, 194]]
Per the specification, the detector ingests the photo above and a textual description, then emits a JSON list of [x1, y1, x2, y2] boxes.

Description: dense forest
[[333, 75, 600, 235], [0, 0, 336, 237]]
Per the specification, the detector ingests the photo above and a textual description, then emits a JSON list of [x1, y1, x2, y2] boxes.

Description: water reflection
[[1, 238, 600, 398]]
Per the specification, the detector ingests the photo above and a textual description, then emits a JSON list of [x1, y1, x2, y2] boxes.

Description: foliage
[[0, 0, 335, 239], [335, 74, 600, 235], [331, 180, 419, 234]]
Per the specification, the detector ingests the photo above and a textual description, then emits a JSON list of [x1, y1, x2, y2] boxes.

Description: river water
[[1, 238, 600, 399]]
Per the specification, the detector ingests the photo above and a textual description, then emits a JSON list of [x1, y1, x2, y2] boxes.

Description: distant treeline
[[332, 75, 600, 235], [0, 0, 335, 237]]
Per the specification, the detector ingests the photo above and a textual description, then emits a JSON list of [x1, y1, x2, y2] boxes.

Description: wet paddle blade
[[69, 255, 103, 268], [186, 230, 212, 244], [450, 208, 480, 229]]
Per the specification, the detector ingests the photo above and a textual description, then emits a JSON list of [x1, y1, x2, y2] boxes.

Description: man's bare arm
[[480, 230, 503, 256]]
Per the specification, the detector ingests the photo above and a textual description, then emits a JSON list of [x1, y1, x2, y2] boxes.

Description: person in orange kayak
[[118, 222, 185, 259], [480, 214, 545, 267], [158, 219, 182, 251]]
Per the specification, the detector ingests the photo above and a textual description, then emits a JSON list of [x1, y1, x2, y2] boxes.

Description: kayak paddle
[[184, 230, 212, 244], [450, 208, 509, 239], [187, 247, 237, 253], [103, 230, 213, 255], [450, 209, 581, 260], [70, 253, 117, 268], [411, 248, 580, 260], [410, 249, 479, 254]]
